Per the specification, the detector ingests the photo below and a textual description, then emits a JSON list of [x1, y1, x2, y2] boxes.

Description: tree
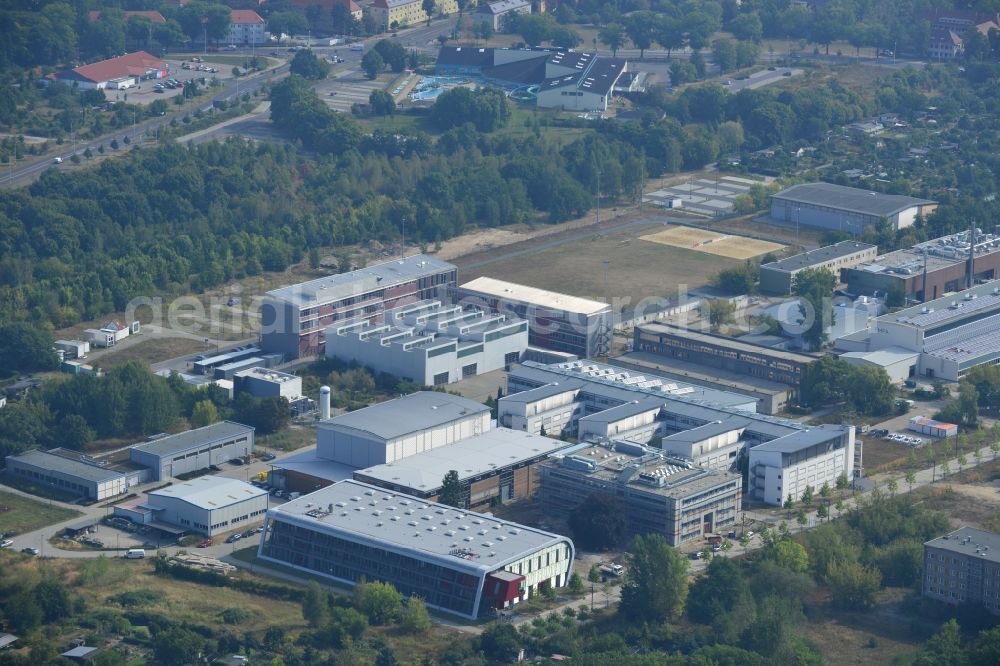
[[669, 60, 698, 86], [735, 40, 759, 69], [817, 503, 829, 521], [422, 0, 436, 26], [551, 26, 582, 49], [290, 49, 330, 80], [825, 560, 881, 610], [190, 399, 219, 428], [0, 322, 59, 373], [620, 533, 689, 622], [796, 509, 808, 526], [705, 299, 737, 331], [568, 493, 627, 550], [625, 12, 656, 58], [599, 24, 627, 56], [400, 596, 432, 633], [836, 473, 849, 491], [687, 556, 749, 624], [176, 1, 231, 44], [729, 12, 763, 42], [154, 627, 205, 665], [793, 267, 836, 351], [801, 485, 814, 508], [369, 89, 396, 116], [431, 87, 510, 132], [374, 39, 407, 72], [267, 11, 309, 39], [479, 623, 521, 662], [712, 39, 737, 73], [302, 580, 327, 627], [439, 470, 464, 508], [905, 470, 916, 492], [514, 13, 556, 47], [361, 49, 384, 79], [568, 572, 585, 595], [354, 580, 402, 625], [770, 540, 809, 573]]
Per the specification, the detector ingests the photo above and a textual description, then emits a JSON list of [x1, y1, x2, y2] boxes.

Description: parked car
[[690, 551, 703, 560], [783, 70, 793, 76], [53, 157, 63, 164], [230, 458, 244, 466], [260, 453, 276, 462], [242, 530, 256, 538], [1, 539, 13, 548], [198, 538, 213, 548], [21, 547, 39, 556], [225, 534, 242, 544]]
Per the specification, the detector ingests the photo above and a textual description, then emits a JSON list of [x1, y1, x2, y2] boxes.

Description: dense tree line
[[800, 354, 897, 415], [0, 361, 287, 459]]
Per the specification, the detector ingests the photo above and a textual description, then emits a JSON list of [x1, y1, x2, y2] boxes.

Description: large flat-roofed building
[[258, 480, 575, 619], [353, 428, 572, 510], [454, 277, 612, 358], [317, 392, 491, 468], [539, 441, 742, 545], [326, 300, 528, 386], [116, 477, 267, 536], [5, 449, 134, 501], [747, 425, 855, 507], [924, 527, 1000, 614], [843, 230, 1000, 302], [633, 323, 817, 388], [760, 241, 878, 294], [502, 361, 856, 506], [770, 182, 937, 233], [130, 421, 254, 481], [261, 254, 457, 359], [836, 279, 1000, 382]]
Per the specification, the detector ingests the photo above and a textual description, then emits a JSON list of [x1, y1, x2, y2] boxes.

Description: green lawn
[[0, 489, 81, 536]]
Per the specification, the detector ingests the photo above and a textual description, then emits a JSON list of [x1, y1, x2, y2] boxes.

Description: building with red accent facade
[[260, 254, 457, 359], [258, 480, 574, 619]]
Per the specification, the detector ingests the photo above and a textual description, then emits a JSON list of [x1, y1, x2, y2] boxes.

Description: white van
[[123, 548, 146, 559], [350, 43, 364, 51]]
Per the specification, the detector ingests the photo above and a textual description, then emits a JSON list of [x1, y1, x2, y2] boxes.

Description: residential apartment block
[[924, 527, 1000, 614], [228, 10, 265, 45], [368, 0, 459, 30]]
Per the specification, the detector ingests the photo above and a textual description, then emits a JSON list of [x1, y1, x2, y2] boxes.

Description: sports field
[[640, 226, 785, 260], [459, 223, 743, 305]]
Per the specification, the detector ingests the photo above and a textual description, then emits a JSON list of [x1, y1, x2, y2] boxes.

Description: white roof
[[268, 480, 570, 572], [459, 276, 610, 316], [354, 428, 573, 492], [148, 476, 266, 510]]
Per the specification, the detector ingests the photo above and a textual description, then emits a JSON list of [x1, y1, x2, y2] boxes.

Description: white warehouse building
[[119, 476, 268, 536], [233, 367, 302, 400], [316, 391, 491, 468], [326, 300, 527, 386], [747, 425, 856, 507]]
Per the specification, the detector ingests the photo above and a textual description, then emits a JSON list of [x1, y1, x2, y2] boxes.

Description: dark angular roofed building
[[770, 182, 937, 233], [434, 46, 627, 111]]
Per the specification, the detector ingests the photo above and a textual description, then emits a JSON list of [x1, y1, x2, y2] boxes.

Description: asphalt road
[[0, 61, 290, 189]]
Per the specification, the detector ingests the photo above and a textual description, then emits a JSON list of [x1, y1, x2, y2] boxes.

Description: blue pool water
[[409, 76, 469, 101]]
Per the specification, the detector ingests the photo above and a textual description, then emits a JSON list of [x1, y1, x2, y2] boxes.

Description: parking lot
[[315, 67, 388, 113], [103, 56, 236, 106]]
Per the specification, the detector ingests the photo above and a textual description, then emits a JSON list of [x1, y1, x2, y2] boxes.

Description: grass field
[[0, 490, 81, 535], [459, 222, 739, 305], [97, 336, 210, 369]]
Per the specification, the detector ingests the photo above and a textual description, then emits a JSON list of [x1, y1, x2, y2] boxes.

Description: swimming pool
[[409, 76, 469, 101]]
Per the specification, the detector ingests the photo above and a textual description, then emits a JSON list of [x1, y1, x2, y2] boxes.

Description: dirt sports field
[[640, 225, 786, 260], [458, 221, 763, 304]]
